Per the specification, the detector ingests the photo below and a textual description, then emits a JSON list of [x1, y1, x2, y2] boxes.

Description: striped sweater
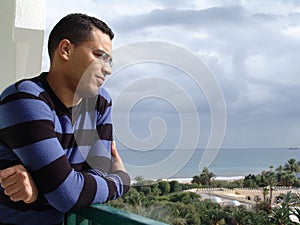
[[0, 73, 130, 225]]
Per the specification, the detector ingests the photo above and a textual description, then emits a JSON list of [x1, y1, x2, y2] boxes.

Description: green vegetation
[[107, 159, 300, 225]]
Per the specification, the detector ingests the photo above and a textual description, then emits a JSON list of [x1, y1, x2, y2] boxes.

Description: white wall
[[0, 0, 45, 92]]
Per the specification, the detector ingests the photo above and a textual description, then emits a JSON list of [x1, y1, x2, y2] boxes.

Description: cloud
[[44, 0, 300, 148]]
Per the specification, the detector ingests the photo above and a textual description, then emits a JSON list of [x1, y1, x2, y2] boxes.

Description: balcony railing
[[65, 204, 169, 225]]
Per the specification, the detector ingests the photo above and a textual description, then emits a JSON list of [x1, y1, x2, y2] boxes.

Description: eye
[[94, 50, 106, 59]]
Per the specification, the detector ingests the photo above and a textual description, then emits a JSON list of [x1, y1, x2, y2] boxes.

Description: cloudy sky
[[43, 0, 300, 149]]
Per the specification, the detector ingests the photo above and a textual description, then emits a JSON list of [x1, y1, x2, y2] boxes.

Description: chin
[[77, 86, 99, 98]]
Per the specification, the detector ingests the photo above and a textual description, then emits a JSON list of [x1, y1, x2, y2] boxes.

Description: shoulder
[[0, 74, 54, 110], [98, 87, 112, 103], [1, 74, 46, 101]]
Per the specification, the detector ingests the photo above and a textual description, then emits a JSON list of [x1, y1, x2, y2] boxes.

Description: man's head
[[47, 13, 114, 100], [48, 13, 114, 62]]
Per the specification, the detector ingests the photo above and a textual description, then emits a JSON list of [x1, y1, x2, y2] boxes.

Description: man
[[0, 13, 130, 225]]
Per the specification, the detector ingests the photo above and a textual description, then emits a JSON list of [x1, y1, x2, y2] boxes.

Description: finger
[[4, 181, 21, 196], [9, 190, 24, 202], [1, 172, 21, 189], [0, 167, 17, 180], [111, 141, 116, 150], [111, 141, 117, 156]]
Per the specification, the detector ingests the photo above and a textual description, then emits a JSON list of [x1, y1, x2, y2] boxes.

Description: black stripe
[[86, 156, 111, 173], [0, 92, 41, 105], [0, 192, 54, 212], [0, 120, 56, 149], [70, 162, 84, 171], [96, 124, 112, 141], [56, 133, 76, 149], [74, 95, 111, 114], [40, 76, 71, 118], [115, 171, 131, 194], [0, 222, 15, 225], [0, 160, 20, 170], [74, 129, 97, 146], [31, 155, 72, 193], [39, 91, 55, 110], [71, 173, 97, 209], [104, 177, 117, 202], [96, 95, 112, 115]]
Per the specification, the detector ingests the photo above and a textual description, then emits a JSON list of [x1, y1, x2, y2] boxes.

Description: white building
[[0, 0, 45, 92]]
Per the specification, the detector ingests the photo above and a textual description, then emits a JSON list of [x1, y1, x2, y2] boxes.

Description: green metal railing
[[65, 204, 169, 225]]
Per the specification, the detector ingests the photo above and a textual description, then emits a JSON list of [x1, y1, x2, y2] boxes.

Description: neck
[[46, 70, 82, 108]]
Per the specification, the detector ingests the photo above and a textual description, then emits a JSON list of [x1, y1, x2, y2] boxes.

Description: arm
[[0, 141, 127, 204], [0, 82, 130, 212]]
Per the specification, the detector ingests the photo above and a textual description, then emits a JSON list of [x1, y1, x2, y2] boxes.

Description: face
[[69, 28, 113, 98]]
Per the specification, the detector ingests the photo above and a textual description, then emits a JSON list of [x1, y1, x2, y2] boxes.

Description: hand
[[110, 141, 126, 172], [0, 165, 38, 204]]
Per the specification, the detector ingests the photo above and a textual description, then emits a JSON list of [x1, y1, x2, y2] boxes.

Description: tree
[[169, 180, 182, 193], [284, 158, 300, 174], [199, 167, 215, 185], [262, 168, 277, 206], [224, 206, 249, 225], [169, 192, 200, 204], [270, 191, 298, 225], [192, 175, 201, 185], [207, 207, 226, 225], [244, 174, 258, 188], [158, 181, 170, 195]]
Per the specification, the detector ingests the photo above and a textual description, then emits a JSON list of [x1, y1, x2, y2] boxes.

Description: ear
[[57, 39, 73, 61]]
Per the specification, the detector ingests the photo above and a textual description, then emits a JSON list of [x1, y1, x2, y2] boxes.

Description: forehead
[[86, 28, 112, 54]]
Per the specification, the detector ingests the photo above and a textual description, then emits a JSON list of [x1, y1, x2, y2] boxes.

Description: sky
[[43, 0, 300, 150]]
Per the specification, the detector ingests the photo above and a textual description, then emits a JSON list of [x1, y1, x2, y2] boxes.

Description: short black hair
[[48, 13, 114, 61]]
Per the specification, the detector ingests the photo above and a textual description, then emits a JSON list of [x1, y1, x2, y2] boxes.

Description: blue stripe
[[13, 138, 65, 171], [66, 146, 91, 164], [92, 175, 109, 204], [65, 147, 85, 164], [45, 170, 84, 212], [90, 140, 111, 158], [0, 84, 17, 100], [0, 204, 64, 225], [17, 80, 44, 97], [99, 88, 111, 102], [0, 99, 53, 128], [97, 108, 112, 124], [54, 114, 73, 133], [74, 111, 97, 130]]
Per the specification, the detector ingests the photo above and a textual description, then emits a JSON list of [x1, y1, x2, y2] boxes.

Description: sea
[[118, 148, 300, 180]]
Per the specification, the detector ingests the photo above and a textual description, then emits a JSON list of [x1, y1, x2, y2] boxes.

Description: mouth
[[95, 75, 105, 86], [96, 75, 105, 81]]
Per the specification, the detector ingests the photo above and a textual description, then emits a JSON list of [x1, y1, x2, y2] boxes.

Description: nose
[[102, 63, 112, 77]]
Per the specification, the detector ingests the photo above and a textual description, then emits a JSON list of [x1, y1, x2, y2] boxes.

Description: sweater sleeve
[[0, 83, 130, 213]]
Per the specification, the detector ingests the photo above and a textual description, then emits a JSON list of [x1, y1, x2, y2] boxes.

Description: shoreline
[[131, 176, 246, 184], [164, 176, 245, 183]]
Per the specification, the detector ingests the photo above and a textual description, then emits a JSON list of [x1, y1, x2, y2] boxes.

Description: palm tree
[[284, 158, 300, 175], [270, 191, 299, 225], [226, 206, 249, 225], [262, 187, 269, 203], [270, 205, 293, 225], [262, 169, 277, 206], [199, 167, 215, 185], [207, 207, 225, 225]]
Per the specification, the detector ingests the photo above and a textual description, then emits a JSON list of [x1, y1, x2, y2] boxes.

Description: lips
[[95, 75, 105, 86], [96, 75, 104, 81]]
